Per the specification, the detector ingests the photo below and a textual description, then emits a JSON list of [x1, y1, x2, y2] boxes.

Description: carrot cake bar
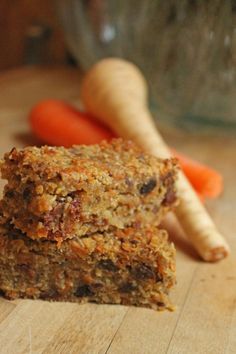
[[0, 139, 178, 242], [0, 221, 176, 311]]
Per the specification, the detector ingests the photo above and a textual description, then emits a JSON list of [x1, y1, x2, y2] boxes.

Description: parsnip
[[81, 58, 230, 262]]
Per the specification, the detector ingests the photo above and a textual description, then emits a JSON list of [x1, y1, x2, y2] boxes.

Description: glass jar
[[56, 0, 236, 132]]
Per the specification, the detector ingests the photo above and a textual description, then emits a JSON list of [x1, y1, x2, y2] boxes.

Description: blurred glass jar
[[56, 0, 236, 132]]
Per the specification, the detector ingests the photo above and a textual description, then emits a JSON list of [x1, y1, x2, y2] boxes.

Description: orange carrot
[[29, 100, 222, 201], [29, 99, 115, 147], [172, 149, 223, 199]]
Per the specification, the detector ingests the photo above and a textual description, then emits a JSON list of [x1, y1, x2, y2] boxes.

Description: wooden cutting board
[[0, 67, 235, 354]]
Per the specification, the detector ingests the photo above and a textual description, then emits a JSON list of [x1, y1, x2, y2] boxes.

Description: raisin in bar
[[0, 139, 178, 242], [0, 221, 176, 311]]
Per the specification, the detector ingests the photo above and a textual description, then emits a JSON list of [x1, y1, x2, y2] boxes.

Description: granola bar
[[0, 139, 177, 242], [0, 221, 176, 311]]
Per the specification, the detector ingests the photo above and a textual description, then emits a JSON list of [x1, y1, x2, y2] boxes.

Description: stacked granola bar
[[0, 139, 178, 310]]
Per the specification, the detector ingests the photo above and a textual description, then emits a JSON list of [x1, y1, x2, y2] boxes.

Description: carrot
[[29, 99, 115, 147], [81, 58, 230, 262], [29, 100, 222, 201], [171, 149, 223, 198]]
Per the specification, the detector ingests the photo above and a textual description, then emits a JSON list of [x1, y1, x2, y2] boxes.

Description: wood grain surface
[[0, 67, 235, 354]]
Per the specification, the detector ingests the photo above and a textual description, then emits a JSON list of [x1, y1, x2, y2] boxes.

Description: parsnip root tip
[[202, 246, 230, 262]]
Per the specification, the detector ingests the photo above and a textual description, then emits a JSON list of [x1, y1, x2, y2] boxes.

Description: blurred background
[[0, 1, 67, 69], [0, 0, 236, 131]]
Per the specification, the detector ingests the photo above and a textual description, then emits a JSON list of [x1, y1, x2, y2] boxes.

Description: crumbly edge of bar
[[0, 139, 176, 183], [0, 181, 176, 241], [0, 223, 176, 311], [0, 139, 178, 201]]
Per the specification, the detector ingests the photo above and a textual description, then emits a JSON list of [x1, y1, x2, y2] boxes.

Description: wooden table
[[0, 67, 235, 354]]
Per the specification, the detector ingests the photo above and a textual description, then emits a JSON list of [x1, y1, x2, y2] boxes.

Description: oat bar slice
[[0, 222, 176, 311], [0, 139, 178, 242]]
